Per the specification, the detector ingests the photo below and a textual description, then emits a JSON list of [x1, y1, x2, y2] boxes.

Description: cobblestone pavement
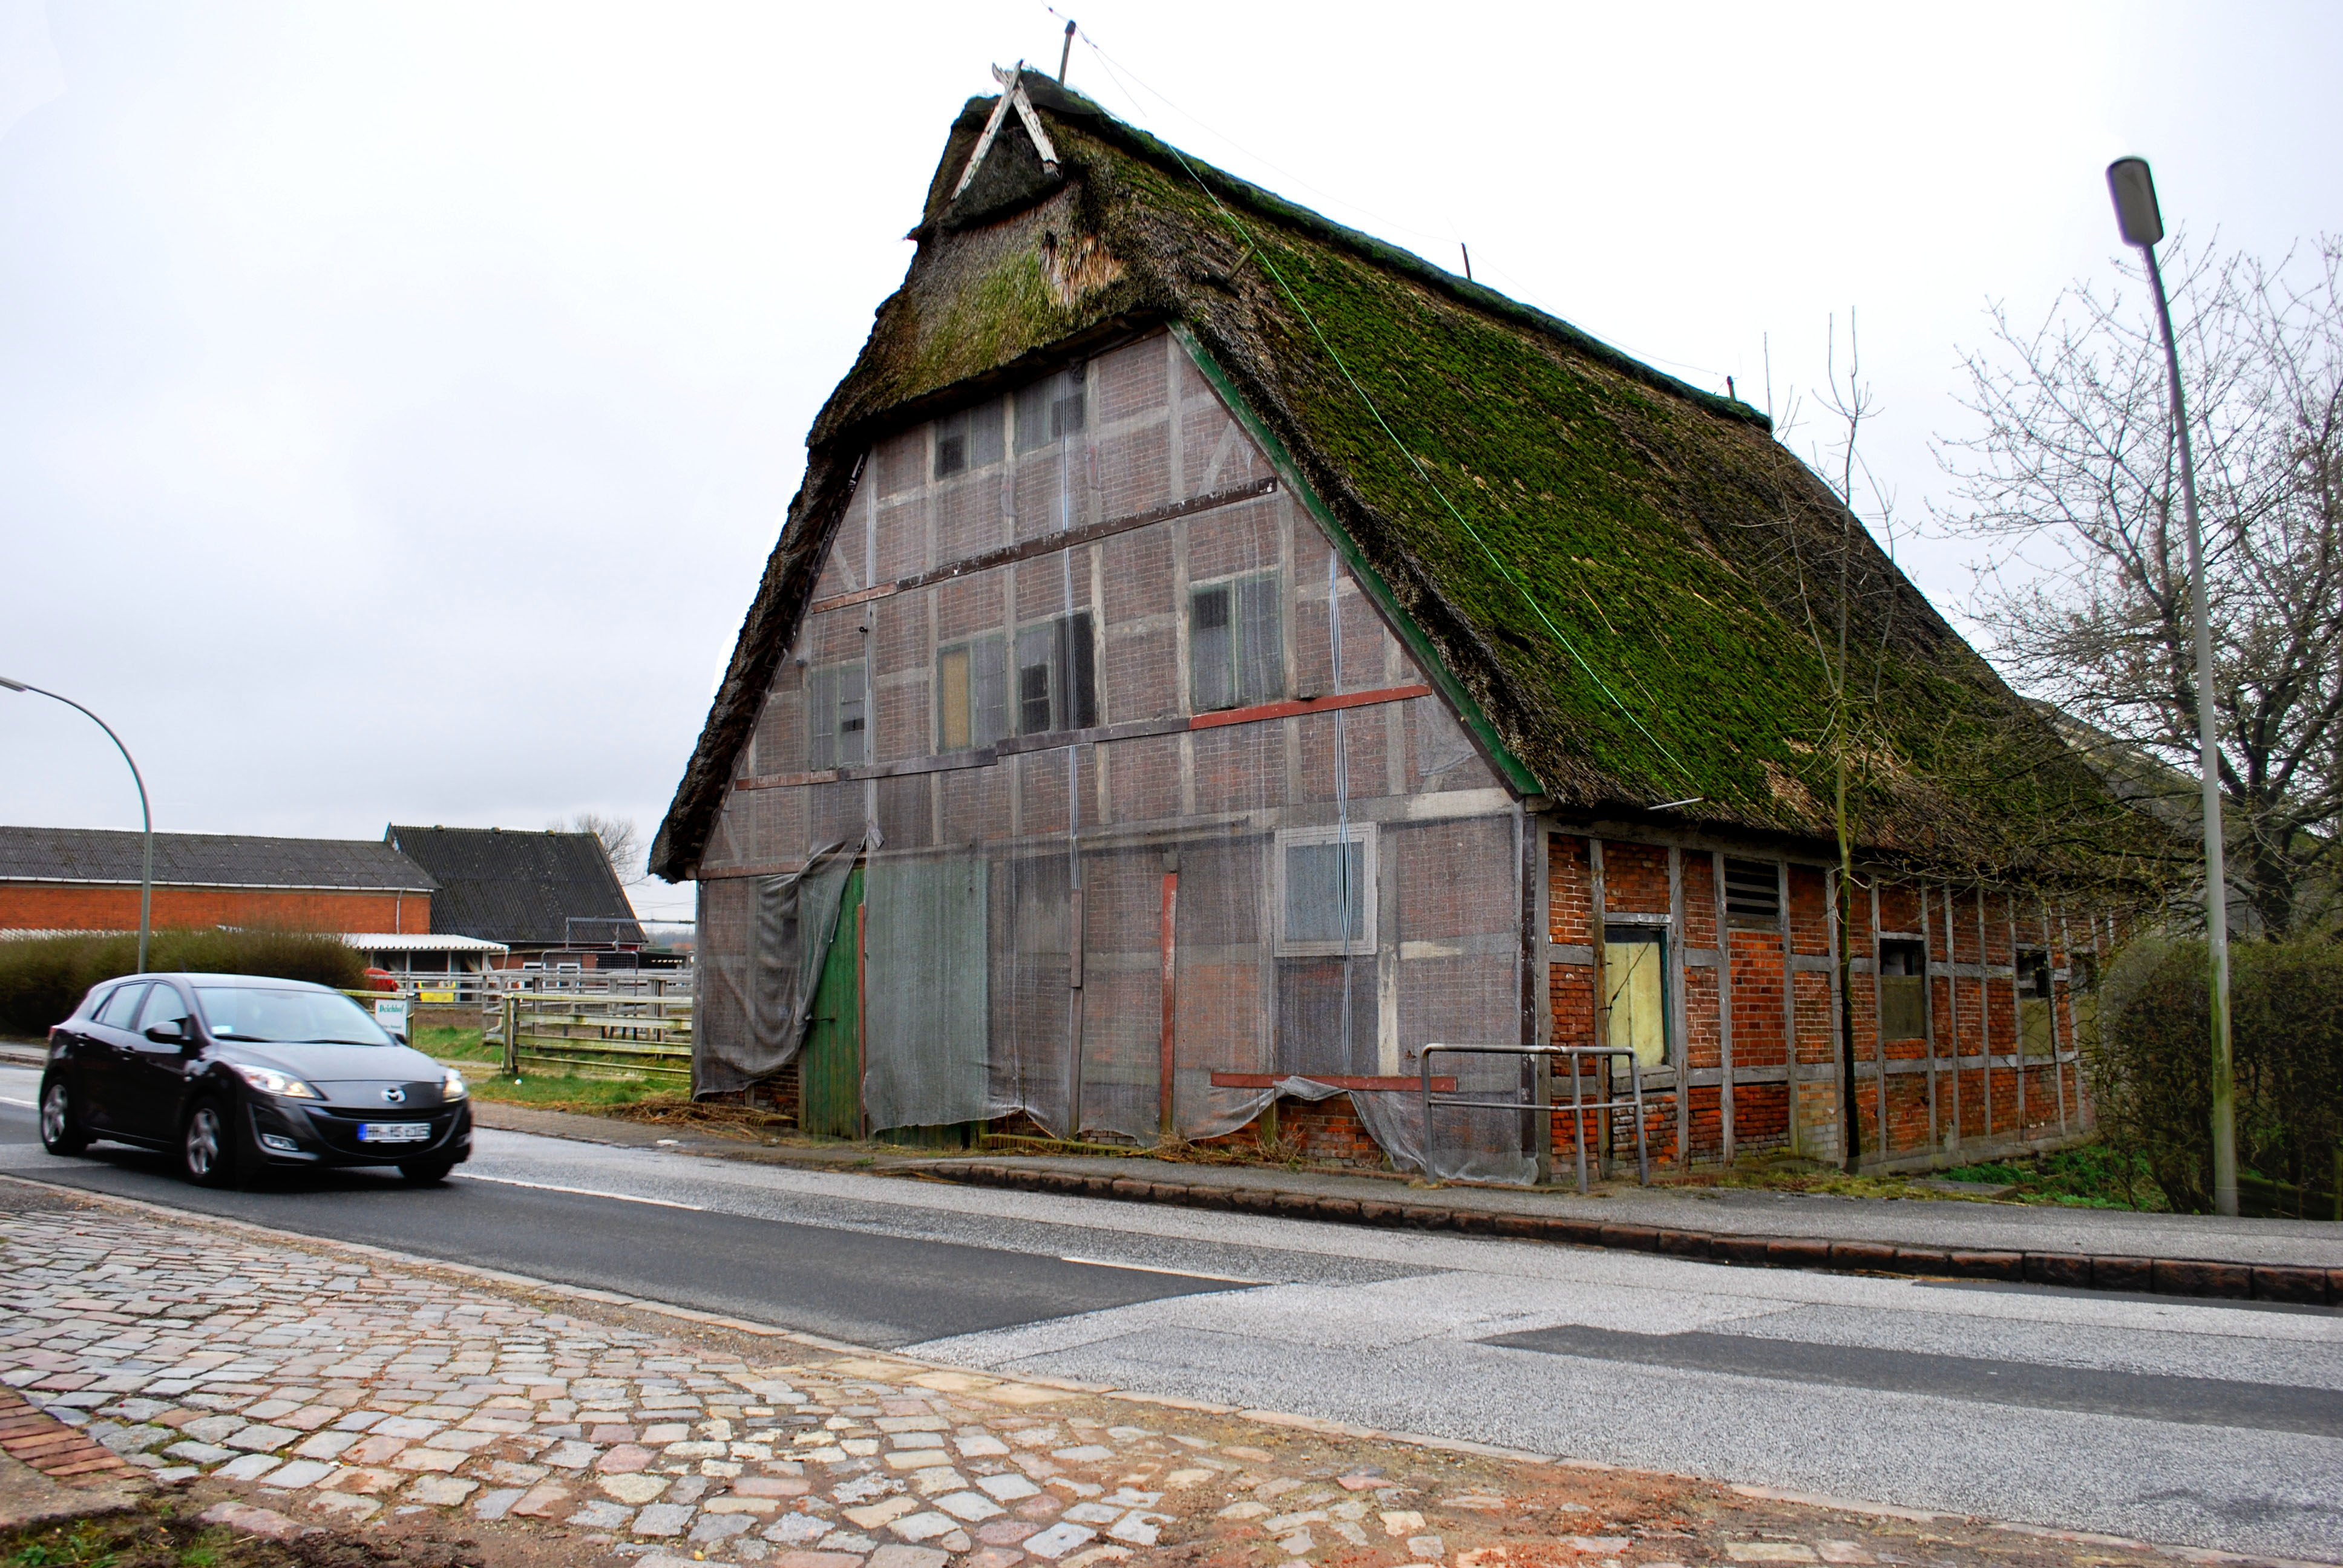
[[0, 1181, 2317, 1568]]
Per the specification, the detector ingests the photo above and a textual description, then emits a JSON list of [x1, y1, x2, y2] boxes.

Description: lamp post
[[2105, 156, 2237, 1218], [0, 678, 156, 975]]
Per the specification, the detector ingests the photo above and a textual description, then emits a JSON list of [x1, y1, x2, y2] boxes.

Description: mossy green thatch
[[654, 73, 2146, 889]]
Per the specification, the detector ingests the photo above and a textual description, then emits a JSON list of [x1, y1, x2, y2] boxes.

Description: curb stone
[[899, 1160, 2343, 1307]]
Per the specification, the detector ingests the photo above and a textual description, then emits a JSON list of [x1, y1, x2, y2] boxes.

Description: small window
[[96, 983, 146, 1028], [2017, 949, 2055, 1057], [1190, 572, 1284, 712], [1603, 927, 1668, 1069], [1014, 368, 1087, 452], [934, 400, 1005, 479], [1274, 823, 1376, 956], [1723, 858, 1781, 924], [807, 660, 868, 770], [1878, 938, 1927, 1040], [1013, 613, 1096, 736], [937, 633, 1009, 751]]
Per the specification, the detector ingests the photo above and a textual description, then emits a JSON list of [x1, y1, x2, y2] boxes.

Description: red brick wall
[[1, 883, 429, 936]]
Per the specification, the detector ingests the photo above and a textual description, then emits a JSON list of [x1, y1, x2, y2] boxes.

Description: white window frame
[[1273, 822, 1378, 958]]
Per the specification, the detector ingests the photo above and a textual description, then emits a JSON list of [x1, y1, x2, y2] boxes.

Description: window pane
[[1055, 612, 1096, 730], [1016, 624, 1053, 734], [1285, 839, 1366, 946], [969, 399, 1004, 467], [1015, 378, 1056, 452], [935, 431, 966, 478], [972, 635, 1009, 744], [938, 647, 971, 750], [97, 983, 146, 1027], [1879, 976, 1926, 1040], [135, 984, 188, 1033], [807, 665, 836, 771], [1236, 575, 1283, 704], [1191, 585, 1234, 711], [837, 662, 867, 766]]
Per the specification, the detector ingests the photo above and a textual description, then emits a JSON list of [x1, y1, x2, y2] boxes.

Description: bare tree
[[1939, 237, 2343, 938], [557, 812, 646, 885]]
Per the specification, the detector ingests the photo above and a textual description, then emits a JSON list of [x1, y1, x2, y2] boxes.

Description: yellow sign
[[418, 990, 457, 1004]]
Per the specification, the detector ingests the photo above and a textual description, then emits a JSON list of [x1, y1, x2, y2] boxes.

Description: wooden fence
[[485, 993, 693, 1082]]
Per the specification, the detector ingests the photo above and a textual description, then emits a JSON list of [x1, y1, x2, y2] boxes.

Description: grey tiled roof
[[382, 826, 641, 947], [0, 826, 436, 891]]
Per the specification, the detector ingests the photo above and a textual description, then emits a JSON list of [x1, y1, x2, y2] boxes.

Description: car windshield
[[192, 986, 393, 1047]]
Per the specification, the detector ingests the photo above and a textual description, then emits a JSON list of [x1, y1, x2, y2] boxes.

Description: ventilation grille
[[1722, 858, 1780, 921]]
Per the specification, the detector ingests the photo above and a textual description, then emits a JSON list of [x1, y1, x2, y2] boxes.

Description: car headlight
[[441, 1067, 468, 1100], [230, 1063, 321, 1099]]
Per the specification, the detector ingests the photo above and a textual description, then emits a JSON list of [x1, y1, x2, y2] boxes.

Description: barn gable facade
[[655, 71, 2135, 1178]]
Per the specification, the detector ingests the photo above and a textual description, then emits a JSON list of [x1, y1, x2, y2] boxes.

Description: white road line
[[1058, 1255, 1257, 1285], [455, 1172, 703, 1211], [0, 1097, 33, 1108]]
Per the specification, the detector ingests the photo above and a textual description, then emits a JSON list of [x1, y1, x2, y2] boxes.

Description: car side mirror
[[144, 1020, 186, 1044]]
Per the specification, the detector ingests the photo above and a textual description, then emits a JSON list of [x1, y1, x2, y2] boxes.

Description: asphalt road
[[4, 1063, 2339, 1561]]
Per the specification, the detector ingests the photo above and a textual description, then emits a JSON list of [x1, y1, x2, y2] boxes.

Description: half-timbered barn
[[650, 69, 2134, 1180]]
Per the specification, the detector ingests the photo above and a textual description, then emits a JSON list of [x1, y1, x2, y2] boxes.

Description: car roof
[[106, 973, 335, 992]]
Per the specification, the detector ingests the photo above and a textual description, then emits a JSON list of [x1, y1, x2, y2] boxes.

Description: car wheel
[[182, 1099, 240, 1187], [398, 1158, 456, 1185], [38, 1077, 89, 1157]]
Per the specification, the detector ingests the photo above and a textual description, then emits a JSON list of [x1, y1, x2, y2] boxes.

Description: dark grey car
[[37, 972, 472, 1186]]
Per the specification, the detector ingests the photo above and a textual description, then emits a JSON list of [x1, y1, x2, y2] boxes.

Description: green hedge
[[0, 930, 365, 1038], [2093, 936, 2343, 1217]]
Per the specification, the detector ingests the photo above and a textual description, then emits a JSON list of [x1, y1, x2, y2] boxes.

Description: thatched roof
[[652, 71, 2134, 886]]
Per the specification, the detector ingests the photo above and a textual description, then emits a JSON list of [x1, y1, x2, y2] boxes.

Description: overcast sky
[[4, 1, 2338, 923]]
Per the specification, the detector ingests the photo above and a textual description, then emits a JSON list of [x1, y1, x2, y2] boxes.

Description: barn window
[[1014, 367, 1087, 452], [934, 399, 1005, 479], [1275, 823, 1375, 956], [1013, 613, 1096, 736], [2017, 949, 2055, 1057], [807, 660, 868, 770], [1190, 572, 1284, 712], [1602, 926, 1668, 1069], [936, 634, 1009, 751], [1723, 858, 1781, 926], [1877, 938, 1927, 1040]]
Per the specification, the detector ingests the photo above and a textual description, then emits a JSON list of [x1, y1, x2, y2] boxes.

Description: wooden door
[[801, 867, 863, 1138]]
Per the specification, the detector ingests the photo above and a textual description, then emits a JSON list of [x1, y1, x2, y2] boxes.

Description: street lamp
[[2105, 156, 2238, 1219], [0, 678, 156, 975]]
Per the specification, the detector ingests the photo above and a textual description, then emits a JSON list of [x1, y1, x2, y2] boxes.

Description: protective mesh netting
[[692, 330, 1536, 1181]]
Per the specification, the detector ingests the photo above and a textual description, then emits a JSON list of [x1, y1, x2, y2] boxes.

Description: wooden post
[[1714, 849, 1735, 1165], [2010, 892, 2027, 1133], [1588, 837, 1608, 1179], [1869, 880, 1887, 1158], [1975, 889, 1993, 1142], [1668, 845, 1686, 1172], [1158, 870, 1178, 1140], [502, 991, 518, 1078], [1778, 860, 1798, 1158], [2047, 904, 2069, 1132], [856, 898, 870, 1141]]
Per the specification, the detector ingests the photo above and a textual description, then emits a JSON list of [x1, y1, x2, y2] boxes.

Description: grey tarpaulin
[[694, 838, 859, 1097], [863, 855, 991, 1133]]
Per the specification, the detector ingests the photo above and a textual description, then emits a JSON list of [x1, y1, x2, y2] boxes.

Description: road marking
[[1058, 1255, 1257, 1285], [0, 1097, 33, 1108], [455, 1173, 703, 1211]]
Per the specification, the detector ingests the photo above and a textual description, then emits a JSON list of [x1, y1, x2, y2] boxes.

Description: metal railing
[[1420, 1043, 1650, 1194], [486, 992, 693, 1083]]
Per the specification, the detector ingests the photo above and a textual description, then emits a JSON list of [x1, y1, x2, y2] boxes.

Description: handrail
[[1419, 1043, 1649, 1194]]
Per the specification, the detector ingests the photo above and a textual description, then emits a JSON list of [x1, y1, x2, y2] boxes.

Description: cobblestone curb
[[898, 1161, 2343, 1306]]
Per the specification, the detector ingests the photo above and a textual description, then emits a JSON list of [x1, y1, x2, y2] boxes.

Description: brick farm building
[[0, 826, 435, 938], [651, 70, 2146, 1178]]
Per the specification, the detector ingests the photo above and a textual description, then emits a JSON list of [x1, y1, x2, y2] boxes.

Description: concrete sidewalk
[[462, 1102, 2343, 1305]]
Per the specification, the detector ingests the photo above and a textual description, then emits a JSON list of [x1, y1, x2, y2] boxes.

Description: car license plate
[[359, 1122, 432, 1144]]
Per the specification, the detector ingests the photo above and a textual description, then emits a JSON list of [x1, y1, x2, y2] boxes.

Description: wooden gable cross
[[950, 63, 1061, 201]]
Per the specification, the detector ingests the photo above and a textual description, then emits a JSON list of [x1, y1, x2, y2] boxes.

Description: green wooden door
[[801, 867, 863, 1138]]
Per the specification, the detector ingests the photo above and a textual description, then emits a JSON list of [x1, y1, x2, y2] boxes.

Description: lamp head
[[0, 677, 28, 693], [2107, 157, 2165, 248]]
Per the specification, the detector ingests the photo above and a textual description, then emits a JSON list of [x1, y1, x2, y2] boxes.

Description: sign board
[[418, 990, 456, 1004], [373, 998, 410, 1037]]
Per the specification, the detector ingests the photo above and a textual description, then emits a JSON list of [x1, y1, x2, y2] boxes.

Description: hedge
[[0, 930, 365, 1038], [2093, 936, 2343, 1217]]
